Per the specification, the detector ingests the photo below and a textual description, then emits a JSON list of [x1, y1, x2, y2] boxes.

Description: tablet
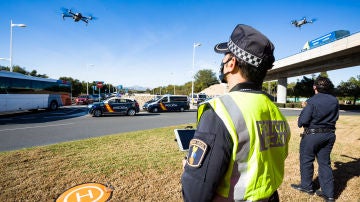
[[174, 129, 196, 151]]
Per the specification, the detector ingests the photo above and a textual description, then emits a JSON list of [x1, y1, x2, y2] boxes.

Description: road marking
[[0, 123, 74, 132]]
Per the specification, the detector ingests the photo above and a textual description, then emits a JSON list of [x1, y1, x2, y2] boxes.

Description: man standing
[[291, 76, 339, 202], [181, 24, 291, 201]]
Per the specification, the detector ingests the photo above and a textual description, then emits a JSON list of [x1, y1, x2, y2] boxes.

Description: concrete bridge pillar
[[277, 78, 287, 104]]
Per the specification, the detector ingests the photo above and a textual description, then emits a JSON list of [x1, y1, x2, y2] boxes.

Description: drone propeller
[[60, 7, 68, 13], [85, 13, 98, 21], [310, 18, 317, 23]]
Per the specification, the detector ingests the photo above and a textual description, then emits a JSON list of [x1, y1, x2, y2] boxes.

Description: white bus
[[0, 71, 72, 113]]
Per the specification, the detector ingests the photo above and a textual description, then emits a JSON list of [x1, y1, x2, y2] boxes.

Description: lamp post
[[10, 20, 26, 72], [86, 64, 95, 95], [191, 42, 201, 104], [171, 72, 175, 95]]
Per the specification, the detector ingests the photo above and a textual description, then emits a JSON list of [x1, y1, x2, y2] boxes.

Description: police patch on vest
[[256, 120, 290, 151], [186, 139, 207, 168]]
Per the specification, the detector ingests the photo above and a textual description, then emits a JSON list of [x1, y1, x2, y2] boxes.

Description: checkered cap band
[[228, 39, 262, 67]]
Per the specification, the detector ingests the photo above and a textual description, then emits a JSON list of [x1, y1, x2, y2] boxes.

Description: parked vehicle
[[88, 97, 140, 117], [189, 93, 207, 105], [302, 30, 350, 51], [197, 97, 212, 105], [0, 71, 71, 113], [90, 94, 105, 102], [143, 95, 190, 113], [196, 93, 208, 105], [75, 95, 93, 105]]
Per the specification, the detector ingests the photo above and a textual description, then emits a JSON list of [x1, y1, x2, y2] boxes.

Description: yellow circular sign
[[56, 183, 113, 202]]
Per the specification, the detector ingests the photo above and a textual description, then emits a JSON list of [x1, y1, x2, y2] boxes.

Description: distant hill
[[126, 85, 149, 91]]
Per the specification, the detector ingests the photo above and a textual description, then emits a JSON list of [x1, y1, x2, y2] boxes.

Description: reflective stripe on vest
[[197, 92, 290, 201]]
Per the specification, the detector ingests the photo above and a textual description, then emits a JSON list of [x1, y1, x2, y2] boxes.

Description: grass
[[0, 116, 359, 201]]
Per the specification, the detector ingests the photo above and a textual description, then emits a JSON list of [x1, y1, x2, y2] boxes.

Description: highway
[[0, 106, 358, 152]]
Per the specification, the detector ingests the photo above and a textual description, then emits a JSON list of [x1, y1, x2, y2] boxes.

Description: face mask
[[218, 57, 232, 83]]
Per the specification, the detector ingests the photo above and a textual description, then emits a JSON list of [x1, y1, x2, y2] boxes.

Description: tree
[[12, 65, 27, 74], [194, 69, 218, 92], [286, 82, 297, 101], [59, 77, 83, 97], [293, 76, 314, 98], [319, 71, 328, 78], [262, 81, 277, 96], [0, 66, 10, 71], [337, 75, 360, 105]]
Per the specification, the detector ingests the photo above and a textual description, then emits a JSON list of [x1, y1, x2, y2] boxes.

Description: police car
[[88, 97, 140, 117], [143, 95, 190, 113]]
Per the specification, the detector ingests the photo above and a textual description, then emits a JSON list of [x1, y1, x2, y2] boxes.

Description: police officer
[[181, 24, 291, 202], [291, 76, 339, 202]]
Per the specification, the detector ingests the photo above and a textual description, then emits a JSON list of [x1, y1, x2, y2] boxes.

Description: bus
[[0, 71, 72, 113]]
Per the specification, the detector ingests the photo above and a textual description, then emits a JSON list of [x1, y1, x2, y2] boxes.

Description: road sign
[[97, 81, 104, 89]]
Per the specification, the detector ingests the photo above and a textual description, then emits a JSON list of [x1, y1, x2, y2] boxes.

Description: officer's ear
[[229, 57, 238, 72]]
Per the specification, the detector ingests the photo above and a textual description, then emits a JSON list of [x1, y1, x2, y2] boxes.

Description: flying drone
[[61, 8, 96, 25], [291, 17, 316, 28]]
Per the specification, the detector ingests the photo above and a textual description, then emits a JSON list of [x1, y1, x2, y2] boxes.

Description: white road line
[[0, 123, 74, 132]]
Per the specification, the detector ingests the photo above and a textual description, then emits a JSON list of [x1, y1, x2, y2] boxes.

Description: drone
[[61, 8, 95, 25], [291, 17, 316, 28]]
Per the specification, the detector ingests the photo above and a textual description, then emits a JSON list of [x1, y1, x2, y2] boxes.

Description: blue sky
[[0, 0, 359, 88]]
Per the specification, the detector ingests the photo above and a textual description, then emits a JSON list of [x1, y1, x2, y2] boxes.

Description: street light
[[86, 64, 95, 95], [171, 72, 175, 95], [10, 20, 26, 72], [191, 42, 201, 105]]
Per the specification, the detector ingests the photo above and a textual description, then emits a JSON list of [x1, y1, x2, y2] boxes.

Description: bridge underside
[[265, 47, 360, 81], [264, 32, 360, 103]]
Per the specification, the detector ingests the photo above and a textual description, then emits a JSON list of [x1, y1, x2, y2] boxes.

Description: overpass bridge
[[264, 31, 360, 103]]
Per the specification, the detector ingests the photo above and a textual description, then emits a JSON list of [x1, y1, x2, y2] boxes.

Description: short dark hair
[[314, 76, 334, 93], [230, 53, 268, 86]]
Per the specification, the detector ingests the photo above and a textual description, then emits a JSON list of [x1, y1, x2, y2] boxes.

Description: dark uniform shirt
[[298, 93, 339, 129], [181, 82, 263, 202]]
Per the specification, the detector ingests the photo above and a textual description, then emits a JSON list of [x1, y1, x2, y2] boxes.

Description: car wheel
[[152, 107, 158, 113], [127, 109, 136, 116], [180, 107, 185, 112], [93, 109, 102, 117], [49, 101, 58, 111]]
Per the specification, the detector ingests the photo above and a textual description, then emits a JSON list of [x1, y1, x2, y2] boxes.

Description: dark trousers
[[299, 132, 336, 197]]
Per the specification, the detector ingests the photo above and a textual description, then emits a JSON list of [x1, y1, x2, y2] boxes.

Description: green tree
[[337, 75, 360, 105], [59, 77, 83, 97], [194, 69, 218, 92], [319, 71, 328, 78], [294, 76, 314, 98], [0, 66, 10, 71], [262, 81, 277, 96], [12, 65, 27, 74]]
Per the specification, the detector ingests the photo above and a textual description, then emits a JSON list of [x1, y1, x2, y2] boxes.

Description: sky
[[0, 0, 359, 89]]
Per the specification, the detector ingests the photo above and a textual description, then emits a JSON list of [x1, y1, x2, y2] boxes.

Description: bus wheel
[[93, 109, 102, 117], [49, 101, 58, 111]]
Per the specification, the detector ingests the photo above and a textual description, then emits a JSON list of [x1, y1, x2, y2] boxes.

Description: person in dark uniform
[[181, 24, 290, 202], [291, 76, 339, 202]]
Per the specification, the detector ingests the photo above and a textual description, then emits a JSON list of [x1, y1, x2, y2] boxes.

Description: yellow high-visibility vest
[[197, 91, 291, 201]]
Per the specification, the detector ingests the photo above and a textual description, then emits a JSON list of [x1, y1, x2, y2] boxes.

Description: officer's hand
[[302, 101, 307, 108], [182, 156, 187, 170]]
